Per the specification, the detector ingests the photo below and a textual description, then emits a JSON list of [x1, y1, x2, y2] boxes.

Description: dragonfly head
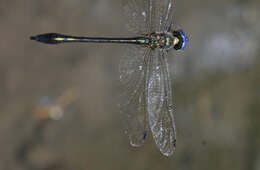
[[172, 29, 188, 51]]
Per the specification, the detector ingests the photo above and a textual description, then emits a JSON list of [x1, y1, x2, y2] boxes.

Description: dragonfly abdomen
[[30, 33, 150, 45]]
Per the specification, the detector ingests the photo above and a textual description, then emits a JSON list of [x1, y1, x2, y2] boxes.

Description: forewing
[[119, 46, 151, 146], [146, 49, 177, 156], [149, 0, 175, 32], [122, 0, 150, 34]]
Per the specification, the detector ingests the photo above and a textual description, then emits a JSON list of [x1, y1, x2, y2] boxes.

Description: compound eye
[[178, 29, 188, 50]]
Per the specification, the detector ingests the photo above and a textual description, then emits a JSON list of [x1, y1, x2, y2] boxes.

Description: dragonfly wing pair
[[120, 0, 177, 156]]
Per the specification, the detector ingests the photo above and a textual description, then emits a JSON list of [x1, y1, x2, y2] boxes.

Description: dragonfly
[[30, 0, 188, 156]]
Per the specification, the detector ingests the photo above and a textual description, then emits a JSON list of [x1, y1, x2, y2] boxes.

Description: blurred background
[[0, 0, 259, 170]]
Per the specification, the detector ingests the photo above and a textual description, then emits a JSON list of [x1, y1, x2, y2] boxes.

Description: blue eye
[[179, 29, 188, 51]]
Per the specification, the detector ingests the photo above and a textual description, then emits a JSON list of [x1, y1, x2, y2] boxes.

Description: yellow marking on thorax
[[173, 37, 179, 46]]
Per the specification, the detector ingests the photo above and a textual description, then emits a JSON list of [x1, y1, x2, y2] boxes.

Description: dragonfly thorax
[[148, 32, 176, 50], [147, 30, 187, 51]]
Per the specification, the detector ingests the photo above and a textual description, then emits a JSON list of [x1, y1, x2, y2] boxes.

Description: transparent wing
[[122, 0, 175, 34], [119, 45, 151, 146], [149, 0, 175, 32], [122, 0, 150, 34], [146, 49, 177, 156]]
